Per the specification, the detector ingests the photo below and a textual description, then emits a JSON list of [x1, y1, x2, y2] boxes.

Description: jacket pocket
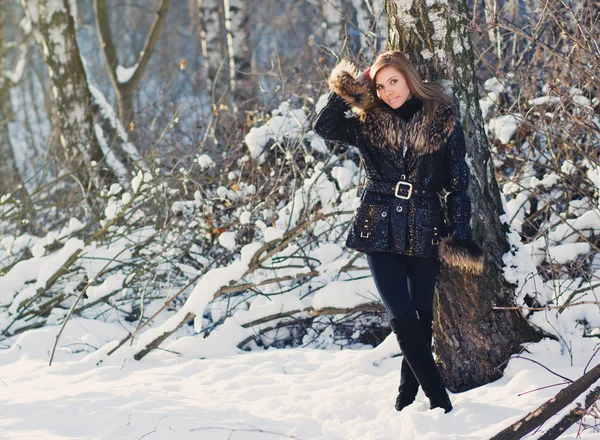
[[414, 208, 442, 248], [351, 203, 390, 245]]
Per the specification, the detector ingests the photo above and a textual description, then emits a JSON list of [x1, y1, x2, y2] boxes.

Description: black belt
[[365, 179, 437, 199]]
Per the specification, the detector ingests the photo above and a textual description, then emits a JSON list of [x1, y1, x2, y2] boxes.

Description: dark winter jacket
[[313, 60, 483, 274]]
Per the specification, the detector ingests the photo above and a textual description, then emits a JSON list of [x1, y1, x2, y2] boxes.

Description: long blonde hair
[[369, 51, 453, 117]]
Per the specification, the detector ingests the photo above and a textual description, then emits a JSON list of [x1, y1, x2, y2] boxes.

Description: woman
[[312, 51, 484, 413]]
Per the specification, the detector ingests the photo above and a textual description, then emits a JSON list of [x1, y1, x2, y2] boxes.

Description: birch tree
[[93, 0, 171, 125], [20, 0, 140, 197], [19, 0, 117, 195], [385, 0, 540, 391], [197, 0, 227, 109], [351, 0, 387, 59], [0, 2, 25, 197], [322, 0, 346, 56], [223, 0, 253, 109]]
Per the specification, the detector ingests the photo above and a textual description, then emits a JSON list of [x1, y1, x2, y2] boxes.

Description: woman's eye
[[391, 79, 397, 84]]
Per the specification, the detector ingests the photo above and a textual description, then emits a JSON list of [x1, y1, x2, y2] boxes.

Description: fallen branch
[[106, 272, 203, 356], [489, 362, 600, 440], [493, 300, 600, 311], [307, 303, 385, 316], [48, 236, 147, 366], [3, 188, 144, 336], [236, 302, 387, 348], [128, 208, 367, 361], [537, 385, 600, 439], [133, 312, 194, 361]]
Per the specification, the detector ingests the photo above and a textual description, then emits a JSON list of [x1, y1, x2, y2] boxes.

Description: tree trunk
[[197, 0, 227, 109], [385, 0, 540, 392], [322, 0, 346, 57], [93, 0, 171, 125], [0, 2, 26, 198], [484, 0, 502, 61], [223, 0, 253, 110], [20, 0, 116, 195], [351, 0, 387, 59]]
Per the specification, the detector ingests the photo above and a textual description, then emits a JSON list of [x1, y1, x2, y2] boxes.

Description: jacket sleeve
[[312, 93, 359, 146], [438, 120, 484, 274], [313, 59, 375, 146]]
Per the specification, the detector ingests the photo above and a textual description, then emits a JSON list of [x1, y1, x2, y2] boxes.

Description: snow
[[316, 243, 343, 264], [530, 96, 560, 106], [561, 160, 577, 175], [312, 276, 379, 309], [0, 319, 597, 439], [244, 101, 309, 158], [263, 227, 284, 243], [488, 114, 522, 144], [37, 238, 84, 289], [305, 130, 329, 154], [116, 64, 138, 84], [546, 242, 591, 264], [0, 256, 47, 306], [2, 59, 600, 439], [239, 211, 252, 224], [89, 85, 141, 163], [5, 56, 26, 85], [86, 273, 126, 302], [197, 154, 215, 170], [331, 165, 355, 190], [572, 95, 591, 106], [218, 231, 237, 250]]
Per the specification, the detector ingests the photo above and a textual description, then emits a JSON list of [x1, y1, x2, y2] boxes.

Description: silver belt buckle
[[394, 181, 413, 199]]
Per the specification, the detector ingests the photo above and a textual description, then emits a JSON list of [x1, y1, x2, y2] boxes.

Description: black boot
[[390, 311, 452, 413], [394, 309, 434, 411]]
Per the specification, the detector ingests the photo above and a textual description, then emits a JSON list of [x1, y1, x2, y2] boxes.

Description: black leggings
[[367, 252, 440, 319]]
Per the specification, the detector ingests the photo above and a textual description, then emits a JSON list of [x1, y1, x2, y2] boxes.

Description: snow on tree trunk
[[197, 0, 227, 108], [223, 0, 253, 110], [322, 0, 346, 57], [0, 3, 25, 197], [386, 0, 540, 392], [21, 0, 116, 193]]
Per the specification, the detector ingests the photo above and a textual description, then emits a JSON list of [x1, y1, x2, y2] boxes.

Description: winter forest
[[0, 0, 599, 439]]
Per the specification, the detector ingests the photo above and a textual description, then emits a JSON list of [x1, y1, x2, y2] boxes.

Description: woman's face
[[374, 66, 411, 109]]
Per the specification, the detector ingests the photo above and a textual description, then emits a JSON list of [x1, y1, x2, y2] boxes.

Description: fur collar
[[329, 60, 458, 155]]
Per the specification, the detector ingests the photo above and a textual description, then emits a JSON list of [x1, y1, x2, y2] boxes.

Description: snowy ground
[[0, 319, 598, 440]]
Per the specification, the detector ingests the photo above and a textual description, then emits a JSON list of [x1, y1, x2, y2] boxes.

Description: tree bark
[[197, 0, 227, 109], [93, 0, 170, 125], [490, 362, 600, 440], [386, 0, 540, 392], [223, 0, 253, 110], [20, 0, 117, 195], [0, 2, 26, 197], [537, 384, 600, 440]]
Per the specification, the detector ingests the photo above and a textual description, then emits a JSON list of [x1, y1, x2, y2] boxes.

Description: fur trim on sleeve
[[329, 60, 375, 111], [439, 235, 484, 275]]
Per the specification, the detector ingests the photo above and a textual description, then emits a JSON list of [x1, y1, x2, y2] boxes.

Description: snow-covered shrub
[[478, 1, 600, 351]]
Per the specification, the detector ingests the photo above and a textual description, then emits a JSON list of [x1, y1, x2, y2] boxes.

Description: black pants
[[366, 252, 440, 318]]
